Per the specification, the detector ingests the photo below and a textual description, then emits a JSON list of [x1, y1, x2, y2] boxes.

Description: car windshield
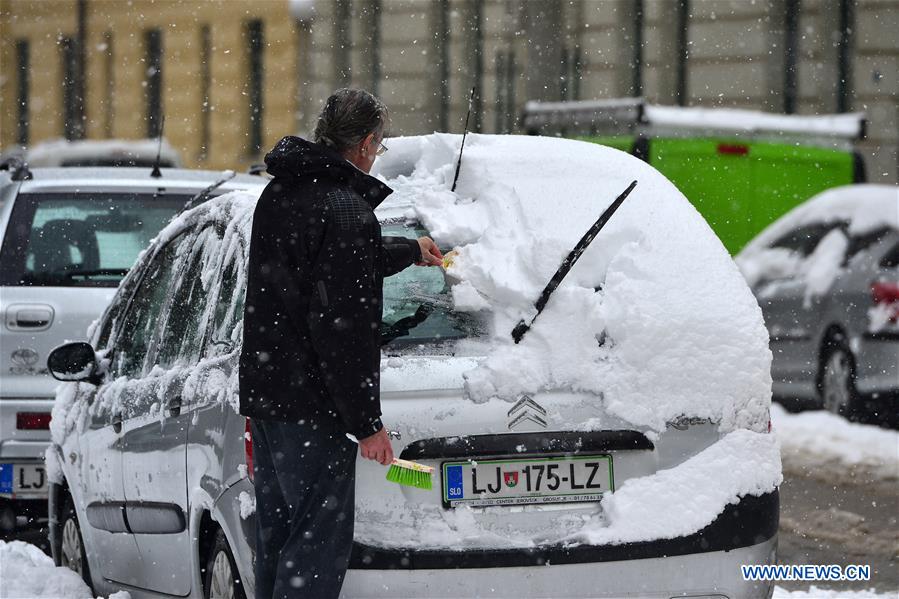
[[0, 192, 187, 287], [381, 223, 486, 349]]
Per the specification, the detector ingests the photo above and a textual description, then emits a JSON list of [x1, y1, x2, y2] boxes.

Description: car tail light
[[717, 143, 749, 156], [245, 419, 254, 482], [17, 412, 51, 430], [871, 281, 899, 322]]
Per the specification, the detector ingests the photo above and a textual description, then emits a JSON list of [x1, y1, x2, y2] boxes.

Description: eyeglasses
[[375, 141, 388, 156]]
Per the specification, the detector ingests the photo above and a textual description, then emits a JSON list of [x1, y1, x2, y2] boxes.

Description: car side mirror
[[48, 342, 99, 382]]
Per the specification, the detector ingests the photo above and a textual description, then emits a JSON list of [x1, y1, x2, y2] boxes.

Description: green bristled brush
[[386, 458, 434, 491]]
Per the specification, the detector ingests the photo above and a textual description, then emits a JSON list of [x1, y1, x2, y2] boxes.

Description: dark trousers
[[251, 418, 357, 599]]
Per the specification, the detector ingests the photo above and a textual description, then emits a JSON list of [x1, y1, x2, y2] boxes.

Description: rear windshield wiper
[[381, 304, 433, 345], [179, 170, 237, 214]]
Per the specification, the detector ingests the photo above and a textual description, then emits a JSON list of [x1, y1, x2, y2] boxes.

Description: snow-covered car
[[46, 134, 780, 598], [23, 138, 182, 168], [736, 184, 899, 420], [0, 164, 264, 528]]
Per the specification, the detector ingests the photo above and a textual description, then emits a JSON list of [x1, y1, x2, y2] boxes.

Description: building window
[[468, 0, 484, 132], [837, 0, 854, 113], [435, 0, 450, 132], [632, 0, 644, 98], [102, 32, 114, 137], [145, 28, 163, 139], [246, 19, 264, 156], [199, 25, 211, 161], [495, 49, 517, 133], [334, 0, 351, 86], [560, 45, 582, 102], [676, 0, 689, 106], [783, 0, 799, 114], [61, 36, 80, 141], [16, 39, 29, 146], [367, 0, 382, 96]]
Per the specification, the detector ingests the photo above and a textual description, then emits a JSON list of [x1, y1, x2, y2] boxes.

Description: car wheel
[[204, 528, 246, 599], [60, 497, 92, 589], [819, 340, 859, 417]]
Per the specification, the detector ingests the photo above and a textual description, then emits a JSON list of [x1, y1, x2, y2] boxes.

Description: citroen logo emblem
[[507, 395, 547, 430]]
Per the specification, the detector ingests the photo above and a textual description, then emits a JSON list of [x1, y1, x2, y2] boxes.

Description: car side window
[[154, 226, 222, 369], [111, 234, 187, 378], [770, 222, 846, 257], [207, 239, 246, 355], [881, 241, 899, 269]]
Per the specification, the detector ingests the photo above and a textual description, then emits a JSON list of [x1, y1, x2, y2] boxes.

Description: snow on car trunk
[[374, 133, 772, 435]]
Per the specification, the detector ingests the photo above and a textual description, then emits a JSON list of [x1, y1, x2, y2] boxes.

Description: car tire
[[819, 337, 860, 418], [60, 497, 92, 590], [204, 528, 246, 599]]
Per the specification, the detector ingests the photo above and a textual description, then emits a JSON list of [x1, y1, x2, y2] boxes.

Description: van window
[[0, 192, 186, 287], [154, 226, 221, 369], [112, 235, 187, 378]]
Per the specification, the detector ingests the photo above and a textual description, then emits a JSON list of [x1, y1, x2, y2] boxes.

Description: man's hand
[[358, 428, 394, 465], [417, 236, 444, 266]]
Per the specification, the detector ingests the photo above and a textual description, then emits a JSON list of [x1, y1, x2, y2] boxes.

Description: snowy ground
[[771, 403, 898, 486], [0, 540, 128, 599]]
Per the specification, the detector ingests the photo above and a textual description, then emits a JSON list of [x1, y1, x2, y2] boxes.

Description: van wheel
[[60, 497, 92, 589], [819, 339, 859, 418], [204, 528, 246, 599]]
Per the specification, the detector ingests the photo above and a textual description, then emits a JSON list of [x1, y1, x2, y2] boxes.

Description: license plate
[[442, 455, 613, 508], [0, 463, 48, 498]]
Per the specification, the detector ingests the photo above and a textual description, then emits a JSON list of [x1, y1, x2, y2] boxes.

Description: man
[[239, 88, 442, 599]]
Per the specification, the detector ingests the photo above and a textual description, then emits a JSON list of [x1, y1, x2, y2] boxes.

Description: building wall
[[0, 0, 896, 181]]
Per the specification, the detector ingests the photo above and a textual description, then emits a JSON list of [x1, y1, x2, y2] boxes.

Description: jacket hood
[[264, 135, 393, 208]]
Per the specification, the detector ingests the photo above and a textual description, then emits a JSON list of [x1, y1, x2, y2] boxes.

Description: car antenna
[[450, 86, 476, 193], [150, 115, 165, 178], [511, 180, 638, 344]]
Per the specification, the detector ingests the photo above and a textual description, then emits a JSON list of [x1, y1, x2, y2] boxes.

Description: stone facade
[[0, 0, 896, 181]]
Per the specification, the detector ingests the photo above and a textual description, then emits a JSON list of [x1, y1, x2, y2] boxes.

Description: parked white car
[[0, 163, 264, 529], [47, 134, 780, 598]]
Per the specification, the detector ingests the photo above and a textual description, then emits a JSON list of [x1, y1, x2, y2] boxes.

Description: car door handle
[[112, 413, 123, 434], [166, 396, 182, 418]]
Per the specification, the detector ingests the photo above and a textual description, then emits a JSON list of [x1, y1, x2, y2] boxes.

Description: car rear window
[[769, 221, 847, 256], [0, 192, 187, 287], [381, 223, 485, 348]]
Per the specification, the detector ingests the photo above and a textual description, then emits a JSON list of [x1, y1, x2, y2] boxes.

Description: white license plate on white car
[[442, 455, 613, 508], [0, 463, 48, 498]]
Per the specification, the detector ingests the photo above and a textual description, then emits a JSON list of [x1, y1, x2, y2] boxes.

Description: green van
[[523, 99, 866, 254]]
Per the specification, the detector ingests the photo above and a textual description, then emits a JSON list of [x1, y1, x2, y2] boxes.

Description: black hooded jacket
[[238, 136, 421, 438]]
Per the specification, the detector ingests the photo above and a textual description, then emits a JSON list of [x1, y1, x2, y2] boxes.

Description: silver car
[[0, 163, 264, 528], [737, 184, 899, 420], [46, 147, 777, 598]]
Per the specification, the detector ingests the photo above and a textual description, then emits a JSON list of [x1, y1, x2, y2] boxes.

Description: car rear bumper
[[344, 491, 777, 598], [344, 537, 776, 598]]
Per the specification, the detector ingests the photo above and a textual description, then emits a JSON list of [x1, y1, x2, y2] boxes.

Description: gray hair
[[313, 88, 389, 154]]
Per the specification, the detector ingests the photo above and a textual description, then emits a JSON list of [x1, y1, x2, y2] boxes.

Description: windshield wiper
[[179, 170, 237, 214], [381, 304, 433, 345]]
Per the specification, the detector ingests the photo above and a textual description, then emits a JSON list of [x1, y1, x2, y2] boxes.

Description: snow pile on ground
[[0, 540, 92, 598], [374, 133, 772, 434], [773, 586, 894, 598], [737, 184, 899, 293], [771, 403, 899, 481]]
